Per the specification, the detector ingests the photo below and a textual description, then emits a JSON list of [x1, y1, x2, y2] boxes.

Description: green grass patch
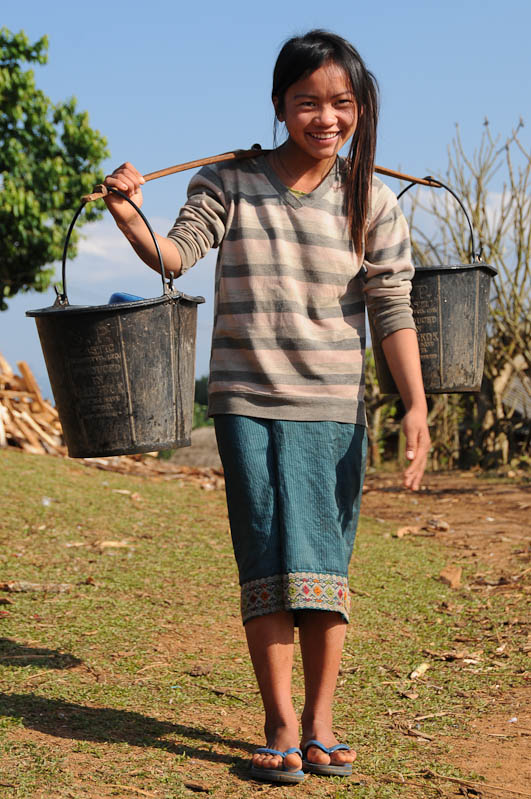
[[0, 449, 527, 798]]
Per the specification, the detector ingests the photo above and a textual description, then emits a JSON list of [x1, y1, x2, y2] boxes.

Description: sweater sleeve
[[363, 180, 416, 342], [166, 166, 228, 273]]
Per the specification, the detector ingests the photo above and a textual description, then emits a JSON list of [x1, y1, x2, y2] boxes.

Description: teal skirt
[[214, 415, 367, 623]]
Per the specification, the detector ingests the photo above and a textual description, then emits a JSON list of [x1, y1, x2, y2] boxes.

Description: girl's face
[[274, 61, 358, 163]]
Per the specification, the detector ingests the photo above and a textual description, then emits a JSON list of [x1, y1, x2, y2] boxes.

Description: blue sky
[[2, 0, 530, 394]]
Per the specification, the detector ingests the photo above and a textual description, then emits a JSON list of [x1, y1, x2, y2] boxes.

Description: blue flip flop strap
[[303, 739, 350, 756], [255, 747, 303, 758]]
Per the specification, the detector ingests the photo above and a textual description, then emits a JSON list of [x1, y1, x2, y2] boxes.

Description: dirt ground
[[172, 428, 531, 793], [361, 470, 530, 795]]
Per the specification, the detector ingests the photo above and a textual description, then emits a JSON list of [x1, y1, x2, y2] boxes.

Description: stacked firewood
[[0, 352, 66, 456], [0, 352, 224, 488]]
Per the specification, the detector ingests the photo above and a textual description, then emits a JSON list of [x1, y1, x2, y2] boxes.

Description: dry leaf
[[439, 565, 462, 589], [424, 648, 466, 661], [395, 525, 421, 538], [425, 518, 450, 532], [399, 689, 419, 700], [409, 662, 430, 680]]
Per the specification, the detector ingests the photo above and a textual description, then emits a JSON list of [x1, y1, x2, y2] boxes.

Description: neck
[[269, 139, 337, 192]]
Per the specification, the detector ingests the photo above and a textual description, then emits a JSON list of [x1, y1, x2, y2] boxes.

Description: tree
[[0, 28, 109, 310], [405, 122, 531, 467]]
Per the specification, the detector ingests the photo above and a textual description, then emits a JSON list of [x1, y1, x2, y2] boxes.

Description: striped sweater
[[167, 154, 415, 424]]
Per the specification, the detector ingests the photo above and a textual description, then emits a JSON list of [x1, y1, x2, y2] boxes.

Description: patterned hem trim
[[241, 572, 350, 623]]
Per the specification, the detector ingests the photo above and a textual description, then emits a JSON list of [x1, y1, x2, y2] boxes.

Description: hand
[[402, 408, 431, 491], [103, 162, 145, 227]]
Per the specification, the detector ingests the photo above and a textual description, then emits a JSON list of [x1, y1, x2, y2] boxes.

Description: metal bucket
[[370, 180, 497, 395], [27, 190, 204, 457]]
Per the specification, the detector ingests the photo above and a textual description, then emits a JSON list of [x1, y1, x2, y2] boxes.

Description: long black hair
[[272, 30, 379, 255]]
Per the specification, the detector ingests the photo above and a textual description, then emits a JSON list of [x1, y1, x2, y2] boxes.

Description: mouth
[[307, 131, 340, 141]]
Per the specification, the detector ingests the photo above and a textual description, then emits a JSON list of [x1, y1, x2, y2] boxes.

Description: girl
[[103, 30, 430, 784]]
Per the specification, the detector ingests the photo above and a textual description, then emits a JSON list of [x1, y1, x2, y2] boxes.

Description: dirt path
[[361, 471, 530, 795]]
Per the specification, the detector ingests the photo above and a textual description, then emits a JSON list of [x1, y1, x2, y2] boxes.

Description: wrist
[[404, 398, 428, 415]]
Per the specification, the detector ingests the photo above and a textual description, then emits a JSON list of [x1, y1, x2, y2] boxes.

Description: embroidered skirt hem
[[241, 571, 350, 623]]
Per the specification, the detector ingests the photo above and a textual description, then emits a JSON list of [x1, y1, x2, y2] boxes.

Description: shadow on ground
[[0, 639, 82, 669], [0, 692, 254, 768]]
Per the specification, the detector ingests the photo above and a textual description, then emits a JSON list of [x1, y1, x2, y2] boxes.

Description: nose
[[315, 104, 336, 126]]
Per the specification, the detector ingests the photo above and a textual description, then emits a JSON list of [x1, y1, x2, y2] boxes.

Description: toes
[[330, 748, 356, 765], [283, 751, 302, 772], [253, 753, 282, 770], [304, 745, 357, 766], [305, 746, 330, 765], [252, 751, 302, 773]]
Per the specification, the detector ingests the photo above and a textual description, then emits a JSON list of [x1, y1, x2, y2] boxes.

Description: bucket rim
[[26, 290, 205, 318], [414, 262, 497, 277]]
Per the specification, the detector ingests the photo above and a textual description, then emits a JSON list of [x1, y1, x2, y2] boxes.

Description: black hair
[[272, 29, 379, 254]]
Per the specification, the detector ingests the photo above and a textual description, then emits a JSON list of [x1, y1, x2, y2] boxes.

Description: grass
[[0, 448, 528, 798]]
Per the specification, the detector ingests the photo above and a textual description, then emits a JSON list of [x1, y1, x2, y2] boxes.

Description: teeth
[[309, 132, 338, 140]]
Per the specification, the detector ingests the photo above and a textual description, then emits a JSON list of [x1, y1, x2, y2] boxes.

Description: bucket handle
[[55, 188, 169, 306], [396, 177, 482, 263]]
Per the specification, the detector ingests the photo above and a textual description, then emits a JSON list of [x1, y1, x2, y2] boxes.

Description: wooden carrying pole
[[81, 147, 442, 203]]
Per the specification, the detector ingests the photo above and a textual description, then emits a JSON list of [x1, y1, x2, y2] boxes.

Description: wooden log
[[0, 389, 36, 400], [5, 376, 26, 391], [0, 352, 14, 378], [18, 410, 65, 454], [42, 400, 59, 420], [17, 361, 46, 411], [3, 416, 41, 453], [10, 411, 46, 454], [0, 354, 63, 454]]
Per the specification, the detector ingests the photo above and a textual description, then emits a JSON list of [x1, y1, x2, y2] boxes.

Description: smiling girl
[[103, 29, 430, 785]]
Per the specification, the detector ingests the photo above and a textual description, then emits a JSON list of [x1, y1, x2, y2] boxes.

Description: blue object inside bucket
[[108, 292, 145, 304]]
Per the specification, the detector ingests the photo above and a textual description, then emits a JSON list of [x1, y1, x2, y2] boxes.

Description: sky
[[1, 0, 530, 397]]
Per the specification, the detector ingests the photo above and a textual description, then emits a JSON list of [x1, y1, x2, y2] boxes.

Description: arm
[[103, 162, 183, 277], [362, 180, 430, 489], [380, 328, 430, 490]]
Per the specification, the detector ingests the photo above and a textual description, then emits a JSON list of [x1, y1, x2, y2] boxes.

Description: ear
[[272, 96, 285, 123]]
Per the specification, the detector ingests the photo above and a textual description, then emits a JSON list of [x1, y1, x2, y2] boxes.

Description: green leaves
[[0, 28, 109, 310]]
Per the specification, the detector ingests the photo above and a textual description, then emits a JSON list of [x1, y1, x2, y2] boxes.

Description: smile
[[307, 132, 339, 140]]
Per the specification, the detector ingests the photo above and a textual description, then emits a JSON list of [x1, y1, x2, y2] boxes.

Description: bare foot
[[252, 721, 302, 773]]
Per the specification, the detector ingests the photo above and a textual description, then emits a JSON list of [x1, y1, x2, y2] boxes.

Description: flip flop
[[249, 746, 305, 784], [302, 739, 353, 776]]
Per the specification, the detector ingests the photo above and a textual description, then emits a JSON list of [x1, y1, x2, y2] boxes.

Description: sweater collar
[[259, 155, 343, 208]]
